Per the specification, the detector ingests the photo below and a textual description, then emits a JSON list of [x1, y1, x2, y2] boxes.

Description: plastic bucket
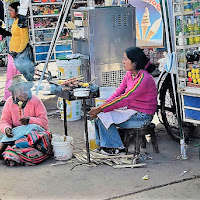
[[52, 136, 74, 161], [56, 58, 81, 79], [95, 87, 116, 107], [57, 97, 81, 121]]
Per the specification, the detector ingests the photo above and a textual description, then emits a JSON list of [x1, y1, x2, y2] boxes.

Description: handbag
[[13, 44, 35, 81]]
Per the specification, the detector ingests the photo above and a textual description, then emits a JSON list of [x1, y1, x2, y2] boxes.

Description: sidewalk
[[0, 65, 200, 200]]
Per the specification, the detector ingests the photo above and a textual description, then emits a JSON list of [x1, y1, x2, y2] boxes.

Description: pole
[[161, 0, 187, 159], [83, 98, 90, 163], [63, 98, 68, 136]]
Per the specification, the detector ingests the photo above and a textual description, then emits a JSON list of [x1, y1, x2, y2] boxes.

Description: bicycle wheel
[[160, 74, 190, 141]]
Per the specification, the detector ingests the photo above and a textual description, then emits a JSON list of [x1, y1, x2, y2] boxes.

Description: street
[[0, 65, 200, 200]]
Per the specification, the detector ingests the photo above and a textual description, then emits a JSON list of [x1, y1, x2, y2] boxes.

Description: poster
[[129, 0, 164, 48]]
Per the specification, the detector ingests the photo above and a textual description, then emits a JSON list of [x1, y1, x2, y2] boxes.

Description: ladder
[[35, 0, 75, 95]]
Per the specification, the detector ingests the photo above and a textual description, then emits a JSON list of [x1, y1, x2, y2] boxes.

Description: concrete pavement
[[0, 65, 200, 200]]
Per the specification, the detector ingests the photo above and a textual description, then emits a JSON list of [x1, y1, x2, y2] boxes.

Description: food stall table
[[50, 83, 99, 163]]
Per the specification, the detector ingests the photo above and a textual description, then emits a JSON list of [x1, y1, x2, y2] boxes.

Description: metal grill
[[118, 15, 122, 27], [124, 14, 128, 26], [113, 14, 127, 27], [102, 70, 126, 87], [113, 15, 117, 27]]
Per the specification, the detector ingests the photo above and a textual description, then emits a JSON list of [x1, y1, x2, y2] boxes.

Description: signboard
[[129, 0, 164, 48]]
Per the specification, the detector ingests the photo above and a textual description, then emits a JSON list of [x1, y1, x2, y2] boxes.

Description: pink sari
[[3, 54, 20, 101]]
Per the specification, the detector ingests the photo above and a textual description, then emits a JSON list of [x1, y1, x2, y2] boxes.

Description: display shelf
[[28, 1, 72, 63], [74, 1, 87, 3], [175, 34, 200, 39], [173, 0, 200, 124], [174, 11, 193, 16], [174, 0, 199, 3], [31, 2, 63, 5], [187, 82, 200, 88], [30, 27, 68, 30], [176, 44, 200, 49], [30, 14, 60, 18]]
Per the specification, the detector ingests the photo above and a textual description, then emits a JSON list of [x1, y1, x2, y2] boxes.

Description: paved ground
[[0, 65, 200, 200]]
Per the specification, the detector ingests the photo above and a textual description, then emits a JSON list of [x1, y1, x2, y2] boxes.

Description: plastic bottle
[[179, 50, 187, 68], [187, 17, 194, 45], [87, 120, 98, 150], [178, 50, 187, 78], [89, 0, 95, 8], [193, 18, 200, 44], [184, 17, 189, 45], [176, 19, 182, 36], [178, 32, 186, 46]]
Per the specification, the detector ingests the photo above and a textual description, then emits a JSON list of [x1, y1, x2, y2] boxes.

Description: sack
[[13, 44, 35, 81]]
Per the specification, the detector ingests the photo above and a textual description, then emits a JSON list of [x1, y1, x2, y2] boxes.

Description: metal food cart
[[158, 0, 200, 159]]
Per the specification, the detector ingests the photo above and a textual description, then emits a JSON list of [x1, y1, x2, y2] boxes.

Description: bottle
[[178, 32, 186, 46], [178, 50, 187, 78], [87, 120, 98, 150], [193, 18, 200, 44], [175, 4, 181, 13], [176, 18, 182, 36], [187, 17, 194, 45], [183, 17, 189, 45], [179, 50, 187, 68], [89, 0, 95, 8]]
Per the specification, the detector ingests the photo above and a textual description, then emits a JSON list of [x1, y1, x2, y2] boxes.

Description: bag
[[13, 44, 35, 81]]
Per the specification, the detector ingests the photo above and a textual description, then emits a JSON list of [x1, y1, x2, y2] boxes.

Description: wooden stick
[[92, 154, 134, 159], [113, 163, 146, 169], [102, 160, 113, 166]]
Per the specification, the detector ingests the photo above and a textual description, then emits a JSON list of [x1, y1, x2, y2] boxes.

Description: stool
[[122, 123, 159, 155]]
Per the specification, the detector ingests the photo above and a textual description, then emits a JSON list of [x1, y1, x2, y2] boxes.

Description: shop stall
[[28, 0, 73, 64], [159, 0, 200, 159]]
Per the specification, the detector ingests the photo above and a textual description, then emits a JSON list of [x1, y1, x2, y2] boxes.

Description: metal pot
[[73, 88, 90, 97]]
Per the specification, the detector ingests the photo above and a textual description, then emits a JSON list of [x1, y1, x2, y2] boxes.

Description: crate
[[182, 94, 200, 124], [33, 43, 72, 63]]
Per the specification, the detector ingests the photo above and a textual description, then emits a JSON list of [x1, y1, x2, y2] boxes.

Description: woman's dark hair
[[125, 47, 156, 73], [9, 2, 20, 13]]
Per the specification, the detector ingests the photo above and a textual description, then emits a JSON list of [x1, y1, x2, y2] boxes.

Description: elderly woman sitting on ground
[[0, 74, 51, 166]]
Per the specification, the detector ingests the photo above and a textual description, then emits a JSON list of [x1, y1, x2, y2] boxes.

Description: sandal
[[100, 147, 120, 156]]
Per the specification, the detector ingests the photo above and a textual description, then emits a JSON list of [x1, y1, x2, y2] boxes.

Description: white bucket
[[95, 98, 106, 107], [56, 58, 81, 79], [57, 97, 81, 121], [95, 87, 117, 107], [52, 135, 74, 161], [105, 0, 112, 6]]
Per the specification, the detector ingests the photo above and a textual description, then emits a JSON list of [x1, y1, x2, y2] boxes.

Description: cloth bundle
[[2, 131, 52, 166]]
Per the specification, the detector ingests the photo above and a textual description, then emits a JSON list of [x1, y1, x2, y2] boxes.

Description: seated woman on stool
[[0, 74, 51, 166], [89, 47, 157, 155]]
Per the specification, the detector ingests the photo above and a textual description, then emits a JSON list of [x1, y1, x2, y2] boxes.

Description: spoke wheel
[[160, 75, 190, 142]]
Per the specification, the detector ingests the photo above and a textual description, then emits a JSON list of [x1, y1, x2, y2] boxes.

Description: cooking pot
[[73, 88, 90, 97]]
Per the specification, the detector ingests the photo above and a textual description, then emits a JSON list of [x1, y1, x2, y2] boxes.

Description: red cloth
[[0, 95, 48, 133]]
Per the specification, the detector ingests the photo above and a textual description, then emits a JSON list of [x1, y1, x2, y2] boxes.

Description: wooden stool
[[121, 123, 159, 155]]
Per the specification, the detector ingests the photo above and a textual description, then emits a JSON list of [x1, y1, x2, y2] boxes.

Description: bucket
[[95, 87, 117, 107], [105, 0, 112, 6], [52, 135, 74, 161], [56, 57, 81, 79], [57, 97, 81, 121]]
